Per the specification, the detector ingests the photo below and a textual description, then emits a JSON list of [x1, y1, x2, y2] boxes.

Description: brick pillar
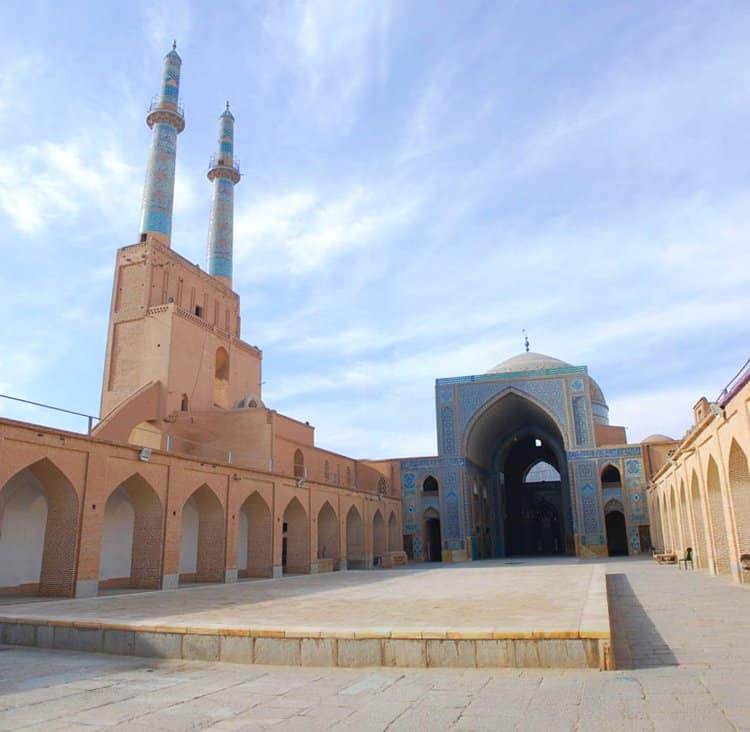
[[73, 453, 108, 597]]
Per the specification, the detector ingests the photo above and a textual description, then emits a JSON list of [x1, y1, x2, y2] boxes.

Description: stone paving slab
[[0, 559, 612, 669]]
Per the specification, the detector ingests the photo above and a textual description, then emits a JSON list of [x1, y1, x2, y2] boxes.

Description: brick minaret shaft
[[139, 42, 185, 245], [206, 103, 241, 287]]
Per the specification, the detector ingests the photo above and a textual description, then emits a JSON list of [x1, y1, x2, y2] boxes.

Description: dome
[[487, 352, 574, 375], [642, 433, 676, 444], [589, 377, 606, 405]]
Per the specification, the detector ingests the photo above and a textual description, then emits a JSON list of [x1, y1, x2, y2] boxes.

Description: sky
[[0, 0, 748, 458]]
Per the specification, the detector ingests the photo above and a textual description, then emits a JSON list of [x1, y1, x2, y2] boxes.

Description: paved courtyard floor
[[1, 557, 749, 731], [0, 558, 601, 638]]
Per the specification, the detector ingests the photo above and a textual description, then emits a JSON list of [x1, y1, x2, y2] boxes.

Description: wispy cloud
[[142, 0, 192, 54], [234, 182, 419, 276]]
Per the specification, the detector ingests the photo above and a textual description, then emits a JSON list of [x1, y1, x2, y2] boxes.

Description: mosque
[[0, 47, 748, 598]]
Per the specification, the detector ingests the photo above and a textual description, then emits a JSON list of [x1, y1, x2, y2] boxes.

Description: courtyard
[[1, 557, 749, 730]]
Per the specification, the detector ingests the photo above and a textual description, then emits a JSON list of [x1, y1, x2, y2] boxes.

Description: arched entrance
[[0, 459, 79, 596], [282, 497, 309, 574], [237, 491, 272, 578], [424, 508, 442, 562], [464, 392, 573, 557], [179, 484, 225, 583], [605, 510, 628, 556], [346, 505, 364, 569]]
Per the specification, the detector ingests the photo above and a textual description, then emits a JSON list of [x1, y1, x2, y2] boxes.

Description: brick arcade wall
[[0, 417, 402, 596], [650, 377, 750, 583]]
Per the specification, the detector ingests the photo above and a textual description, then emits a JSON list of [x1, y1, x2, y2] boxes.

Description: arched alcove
[[283, 497, 309, 574], [0, 459, 79, 596], [346, 506, 364, 568], [373, 509, 386, 558], [601, 464, 622, 489], [99, 473, 163, 590], [690, 471, 708, 569], [422, 475, 439, 494], [293, 449, 305, 479], [728, 440, 750, 565], [424, 507, 442, 562], [179, 484, 225, 583], [237, 491, 272, 578], [214, 347, 230, 408], [317, 502, 339, 561]]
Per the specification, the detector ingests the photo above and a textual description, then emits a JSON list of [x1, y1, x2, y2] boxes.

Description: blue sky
[[0, 0, 748, 458]]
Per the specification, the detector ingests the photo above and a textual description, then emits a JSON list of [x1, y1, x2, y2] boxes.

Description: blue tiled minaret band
[[206, 103, 240, 284], [139, 43, 185, 243]]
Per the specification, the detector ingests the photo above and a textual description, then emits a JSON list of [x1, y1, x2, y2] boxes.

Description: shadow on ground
[[607, 573, 678, 669]]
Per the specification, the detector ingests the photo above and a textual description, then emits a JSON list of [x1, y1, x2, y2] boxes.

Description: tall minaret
[[139, 42, 185, 246], [206, 102, 241, 287]]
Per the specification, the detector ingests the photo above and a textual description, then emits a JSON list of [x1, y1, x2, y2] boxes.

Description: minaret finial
[[522, 329, 530, 353], [226, 100, 230, 111], [172, 40, 177, 51]]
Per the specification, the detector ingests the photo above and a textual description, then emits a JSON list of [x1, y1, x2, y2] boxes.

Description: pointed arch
[[524, 460, 561, 483], [422, 475, 439, 494], [463, 386, 569, 462], [99, 473, 163, 590], [373, 509, 386, 557], [690, 470, 708, 569], [728, 439, 750, 564], [346, 505, 364, 568], [706, 456, 730, 574], [238, 491, 272, 578], [0, 458, 79, 596], [180, 484, 225, 583], [388, 510, 400, 551], [317, 501, 338, 560], [282, 497, 309, 573]]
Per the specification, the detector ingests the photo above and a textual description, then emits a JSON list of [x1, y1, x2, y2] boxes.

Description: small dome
[[487, 352, 573, 375], [642, 433, 676, 444], [235, 394, 264, 409]]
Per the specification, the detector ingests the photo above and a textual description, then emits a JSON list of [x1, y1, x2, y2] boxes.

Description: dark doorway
[[503, 440, 564, 556], [425, 517, 442, 562], [606, 511, 629, 556]]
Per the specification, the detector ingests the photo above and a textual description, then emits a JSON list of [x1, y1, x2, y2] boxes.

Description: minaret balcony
[[208, 156, 241, 184], [146, 98, 185, 132]]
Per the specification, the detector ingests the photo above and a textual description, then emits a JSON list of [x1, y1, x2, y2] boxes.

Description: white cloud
[[0, 136, 140, 237]]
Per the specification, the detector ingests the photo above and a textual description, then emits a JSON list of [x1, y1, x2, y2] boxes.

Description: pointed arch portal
[[464, 391, 573, 558]]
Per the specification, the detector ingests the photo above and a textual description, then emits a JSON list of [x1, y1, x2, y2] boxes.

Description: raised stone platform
[[0, 558, 613, 670]]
